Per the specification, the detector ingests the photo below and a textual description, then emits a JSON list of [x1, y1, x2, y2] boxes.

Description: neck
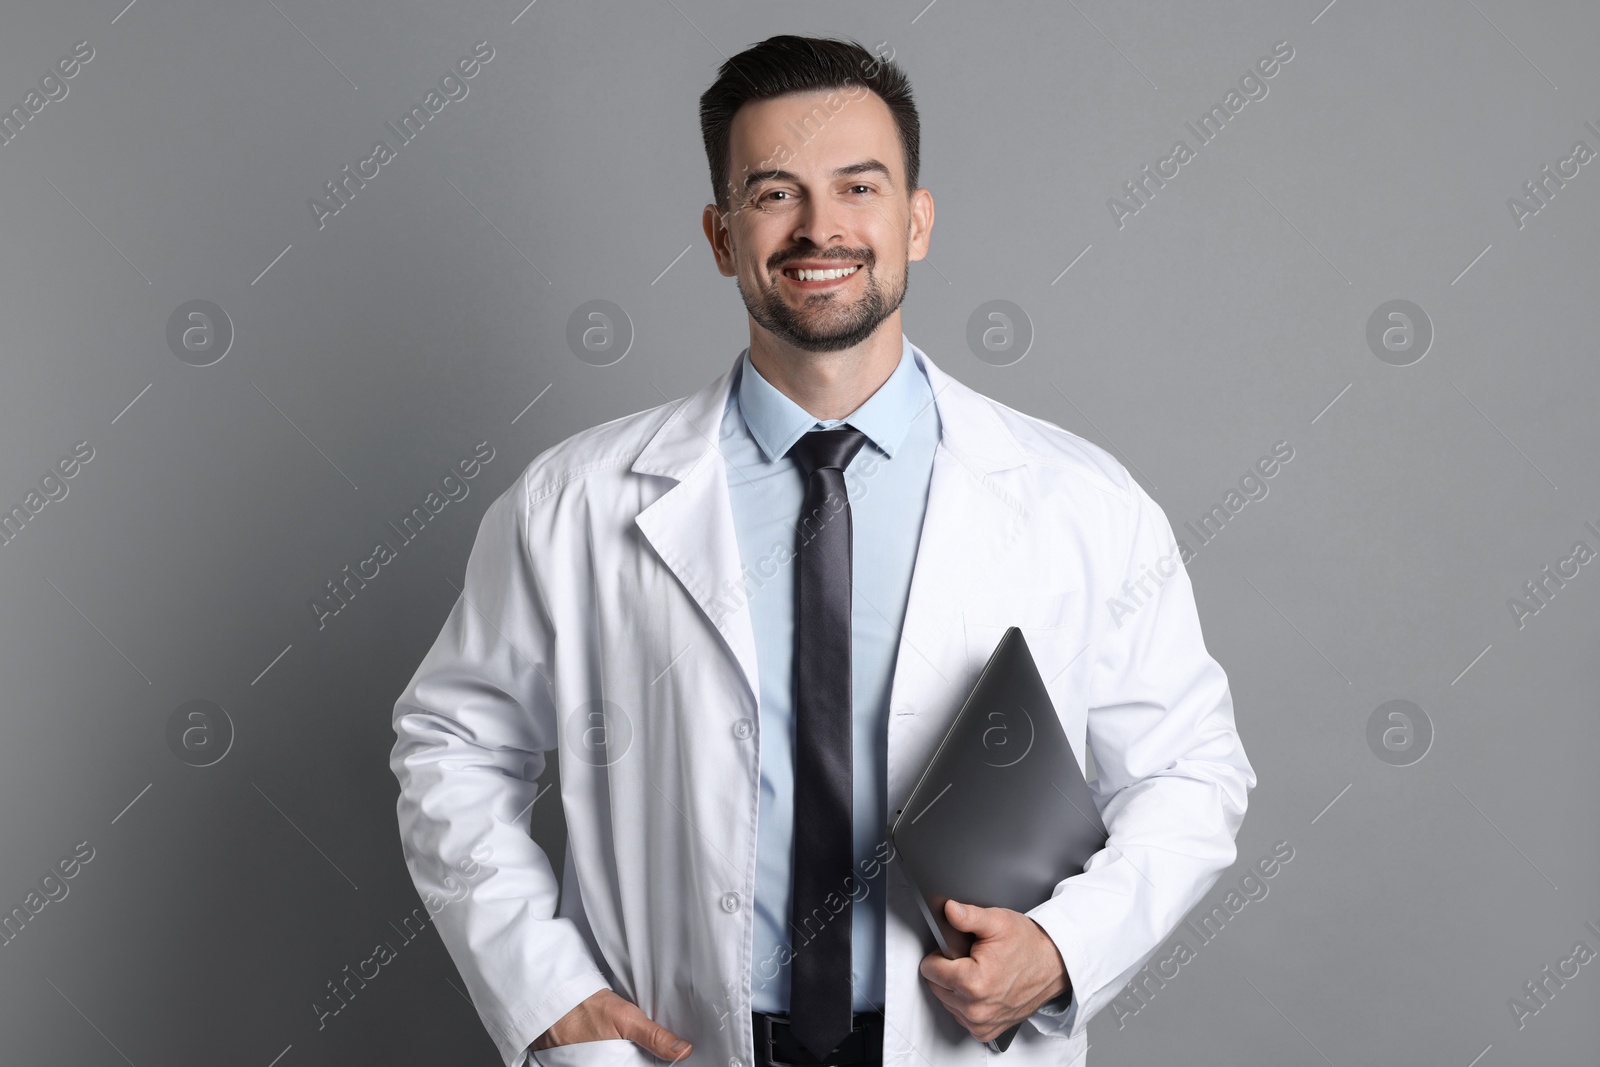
[[747, 316, 904, 421]]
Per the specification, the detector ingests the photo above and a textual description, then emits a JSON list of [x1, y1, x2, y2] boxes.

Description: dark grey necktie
[[784, 425, 869, 1059]]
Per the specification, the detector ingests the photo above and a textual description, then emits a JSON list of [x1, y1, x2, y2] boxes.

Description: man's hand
[[919, 899, 1071, 1043], [529, 988, 693, 1062]]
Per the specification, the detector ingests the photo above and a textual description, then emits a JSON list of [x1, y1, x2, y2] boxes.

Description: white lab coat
[[391, 342, 1255, 1067]]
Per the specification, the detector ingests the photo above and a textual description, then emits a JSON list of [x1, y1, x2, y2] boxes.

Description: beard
[[736, 250, 908, 353]]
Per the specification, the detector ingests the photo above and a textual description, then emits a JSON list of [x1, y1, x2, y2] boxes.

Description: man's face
[[703, 89, 933, 353]]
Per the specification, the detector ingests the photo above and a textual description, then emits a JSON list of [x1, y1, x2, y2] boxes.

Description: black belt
[[751, 1010, 883, 1067]]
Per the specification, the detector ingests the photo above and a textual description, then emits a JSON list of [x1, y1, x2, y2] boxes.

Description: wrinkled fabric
[[390, 340, 1255, 1067]]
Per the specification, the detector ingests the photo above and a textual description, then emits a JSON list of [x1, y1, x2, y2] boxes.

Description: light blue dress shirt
[[720, 333, 940, 1014]]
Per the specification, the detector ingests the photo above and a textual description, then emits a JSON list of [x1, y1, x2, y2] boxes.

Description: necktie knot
[[787, 426, 869, 479]]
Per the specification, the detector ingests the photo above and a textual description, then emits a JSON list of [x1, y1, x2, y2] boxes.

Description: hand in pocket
[[530, 988, 692, 1062]]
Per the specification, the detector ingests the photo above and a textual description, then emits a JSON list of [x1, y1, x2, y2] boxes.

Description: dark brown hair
[[698, 35, 920, 213]]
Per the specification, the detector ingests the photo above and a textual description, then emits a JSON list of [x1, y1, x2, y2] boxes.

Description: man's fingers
[[926, 982, 989, 1038], [925, 978, 964, 1013], [613, 1000, 693, 1062], [919, 948, 979, 991], [922, 949, 1006, 1039], [529, 989, 693, 1061], [919, 956, 954, 989]]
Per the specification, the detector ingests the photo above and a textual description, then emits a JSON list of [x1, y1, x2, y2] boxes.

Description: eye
[[849, 184, 873, 194], [761, 190, 794, 202]]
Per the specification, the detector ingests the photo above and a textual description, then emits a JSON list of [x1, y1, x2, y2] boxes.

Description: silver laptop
[[887, 626, 1108, 1052]]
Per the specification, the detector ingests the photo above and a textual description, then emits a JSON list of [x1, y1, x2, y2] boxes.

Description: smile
[[781, 264, 862, 282]]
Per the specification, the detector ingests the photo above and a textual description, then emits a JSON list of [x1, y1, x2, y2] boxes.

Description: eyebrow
[[740, 159, 894, 196]]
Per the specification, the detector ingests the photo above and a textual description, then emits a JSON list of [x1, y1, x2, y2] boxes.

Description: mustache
[[769, 250, 874, 271]]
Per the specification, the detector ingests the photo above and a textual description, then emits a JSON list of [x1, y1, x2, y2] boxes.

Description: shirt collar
[[734, 333, 929, 464]]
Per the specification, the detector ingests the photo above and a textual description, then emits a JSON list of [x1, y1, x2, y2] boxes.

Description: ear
[[702, 203, 737, 277], [906, 186, 935, 263]]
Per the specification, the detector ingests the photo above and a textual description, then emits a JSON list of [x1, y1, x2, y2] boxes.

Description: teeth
[[787, 265, 860, 281]]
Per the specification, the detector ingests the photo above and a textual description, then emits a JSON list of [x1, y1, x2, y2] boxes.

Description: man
[[391, 34, 1254, 1067]]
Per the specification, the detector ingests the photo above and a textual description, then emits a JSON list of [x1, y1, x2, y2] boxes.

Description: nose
[[788, 195, 848, 250]]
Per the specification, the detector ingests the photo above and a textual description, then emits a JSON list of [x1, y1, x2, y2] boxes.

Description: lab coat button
[[721, 891, 741, 913], [733, 718, 754, 739], [729, 1058, 745, 1067]]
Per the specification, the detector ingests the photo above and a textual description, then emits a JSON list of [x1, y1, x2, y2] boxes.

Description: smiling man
[[391, 34, 1254, 1067]]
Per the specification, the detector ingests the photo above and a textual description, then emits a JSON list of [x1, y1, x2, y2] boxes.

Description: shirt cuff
[[1039, 989, 1073, 1014], [1029, 987, 1079, 1036]]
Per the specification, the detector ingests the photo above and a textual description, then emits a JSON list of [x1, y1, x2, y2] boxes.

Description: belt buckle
[[758, 1013, 813, 1067], [756, 1013, 789, 1067], [756, 1013, 864, 1067]]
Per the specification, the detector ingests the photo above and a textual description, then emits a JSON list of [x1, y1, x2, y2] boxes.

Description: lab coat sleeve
[[391, 469, 613, 1067], [1024, 477, 1256, 1040]]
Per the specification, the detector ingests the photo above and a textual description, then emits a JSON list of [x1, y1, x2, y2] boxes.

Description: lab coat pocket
[[961, 589, 1081, 660], [531, 1038, 654, 1067], [962, 589, 1093, 752]]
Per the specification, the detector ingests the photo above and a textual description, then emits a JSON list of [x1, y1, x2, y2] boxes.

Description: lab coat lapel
[[628, 343, 1034, 762], [885, 347, 1032, 814], [631, 357, 762, 709]]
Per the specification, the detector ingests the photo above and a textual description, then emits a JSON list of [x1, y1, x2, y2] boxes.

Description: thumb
[[944, 898, 996, 933], [615, 1000, 693, 1062]]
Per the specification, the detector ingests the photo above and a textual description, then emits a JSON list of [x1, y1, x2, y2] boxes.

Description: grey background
[[1, 0, 1595, 1064]]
